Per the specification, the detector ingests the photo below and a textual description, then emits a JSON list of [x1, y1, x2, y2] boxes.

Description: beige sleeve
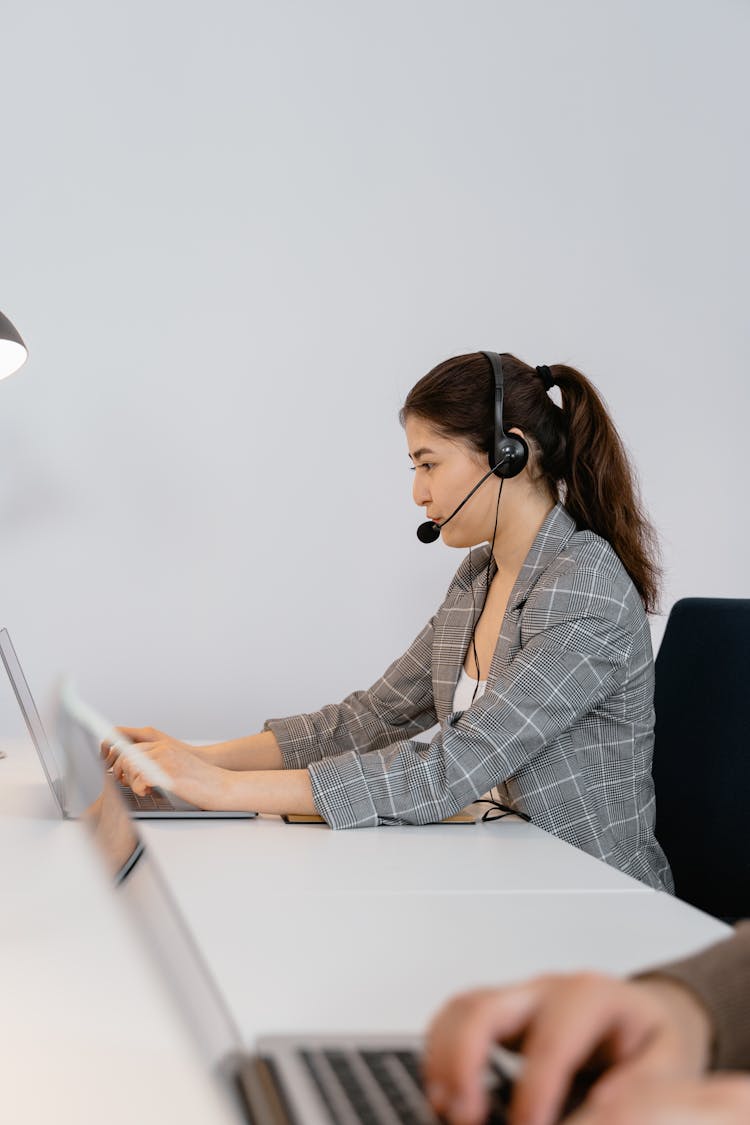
[[638, 922, 750, 1070]]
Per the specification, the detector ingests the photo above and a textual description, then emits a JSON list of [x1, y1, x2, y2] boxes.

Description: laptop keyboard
[[299, 1048, 512, 1124], [116, 778, 174, 813]]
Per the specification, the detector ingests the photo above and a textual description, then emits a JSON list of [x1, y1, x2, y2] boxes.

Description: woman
[[109, 351, 672, 890]]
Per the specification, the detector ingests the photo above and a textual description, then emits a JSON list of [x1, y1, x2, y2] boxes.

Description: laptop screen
[[0, 627, 65, 815]]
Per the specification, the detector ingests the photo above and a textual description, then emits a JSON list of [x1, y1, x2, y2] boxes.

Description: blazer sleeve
[[638, 922, 750, 1070], [305, 561, 635, 829], [262, 579, 462, 767]]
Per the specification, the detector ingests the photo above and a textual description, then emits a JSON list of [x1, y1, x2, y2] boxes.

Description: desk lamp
[[0, 310, 28, 380]]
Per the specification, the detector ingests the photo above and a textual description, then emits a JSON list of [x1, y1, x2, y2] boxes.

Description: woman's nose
[[413, 476, 430, 507]]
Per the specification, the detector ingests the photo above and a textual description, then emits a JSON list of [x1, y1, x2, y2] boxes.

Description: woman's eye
[[409, 463, 434, 472]]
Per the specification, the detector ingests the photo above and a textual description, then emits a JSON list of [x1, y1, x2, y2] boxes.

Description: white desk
[[139, 810, 650, 898], [169, 887, 728, 1042], [0, 735, 732, 1118], [132, 774, 729, 1047]]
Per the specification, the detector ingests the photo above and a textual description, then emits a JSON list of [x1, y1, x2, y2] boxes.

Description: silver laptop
[[0, 627, 256, 820], [233, 1034, 520, 1124]]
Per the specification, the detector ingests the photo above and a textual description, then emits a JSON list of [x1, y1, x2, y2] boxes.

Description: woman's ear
[[507, 428, 545, 486]]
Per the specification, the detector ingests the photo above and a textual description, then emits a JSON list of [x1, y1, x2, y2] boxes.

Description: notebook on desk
[[281, 811, 476, 825], [0, 627, 256, 820]]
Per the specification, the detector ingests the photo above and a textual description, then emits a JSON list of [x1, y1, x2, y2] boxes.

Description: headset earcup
[[490, 433, 529, 478]]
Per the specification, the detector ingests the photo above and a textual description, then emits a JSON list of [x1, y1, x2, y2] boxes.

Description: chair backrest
[[653, 597, 750, 921]]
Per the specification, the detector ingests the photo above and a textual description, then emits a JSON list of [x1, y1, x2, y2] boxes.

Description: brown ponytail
[[400, 352, 662, 614]]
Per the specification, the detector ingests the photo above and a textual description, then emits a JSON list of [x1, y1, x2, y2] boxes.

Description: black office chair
[[652, 597, 750, 923]]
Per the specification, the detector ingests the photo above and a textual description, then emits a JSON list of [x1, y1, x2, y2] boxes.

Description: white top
[[452, 665, 487, 712]]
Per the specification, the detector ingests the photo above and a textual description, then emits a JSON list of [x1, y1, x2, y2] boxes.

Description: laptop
[[0, 627, 256, 820]]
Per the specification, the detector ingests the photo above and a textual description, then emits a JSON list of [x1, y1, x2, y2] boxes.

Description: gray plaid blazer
[[266, 503, 673, 891]]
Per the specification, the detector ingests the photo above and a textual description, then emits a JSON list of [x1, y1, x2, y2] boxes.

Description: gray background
[[2, 0, 748, 740]]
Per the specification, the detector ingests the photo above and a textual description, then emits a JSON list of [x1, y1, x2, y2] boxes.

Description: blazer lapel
[[506, 503, 577, 611], [432, 505, 577, 720], [432, 549, 494, 722], [488, 502, 578, 680]]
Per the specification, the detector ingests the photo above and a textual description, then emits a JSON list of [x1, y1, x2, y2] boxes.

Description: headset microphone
[[416, 520, 441, 544]]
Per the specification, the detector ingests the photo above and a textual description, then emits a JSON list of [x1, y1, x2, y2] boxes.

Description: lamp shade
[[0, 310, 28, 380]]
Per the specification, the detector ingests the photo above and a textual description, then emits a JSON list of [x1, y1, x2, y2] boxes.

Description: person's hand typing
[[100, 726, 193, 769], [102, 727, 232, 810], [423, 971, 713, 1125]]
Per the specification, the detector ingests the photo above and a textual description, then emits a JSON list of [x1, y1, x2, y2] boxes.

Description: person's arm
[[423, 924, 750, 1125], [110, 738, 319, 815], [638, 923, 750, 1071], [305, 563, 636, 829], [105, 727, 284, 772], [193, 730, 283, 770]]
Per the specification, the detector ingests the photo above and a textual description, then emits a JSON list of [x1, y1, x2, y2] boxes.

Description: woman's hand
[[423, 972, 713, 1125], [562, 1075, 750, 1124], [101, 726, 283, 772], [106, 729, 233, 811], [101, 726, 193, 769]]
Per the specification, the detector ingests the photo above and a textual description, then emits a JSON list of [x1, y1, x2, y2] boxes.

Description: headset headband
[[478, 350, 529, 479], [480, 350, 507, 467]]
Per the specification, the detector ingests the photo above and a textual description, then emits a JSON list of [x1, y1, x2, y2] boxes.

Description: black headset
[[480, 351, 529, 478]]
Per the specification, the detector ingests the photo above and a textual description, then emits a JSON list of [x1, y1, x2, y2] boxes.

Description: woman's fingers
[[112, 755, 128, 783], [100, 726, 164, 764], [103, 738, 222, 810], [129, 767, 152, 796], [112, 742, 157, 794], [116, 725, 163, 743]]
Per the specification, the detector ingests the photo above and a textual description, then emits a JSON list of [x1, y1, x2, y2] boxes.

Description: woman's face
[[405, 416, 501, 548]]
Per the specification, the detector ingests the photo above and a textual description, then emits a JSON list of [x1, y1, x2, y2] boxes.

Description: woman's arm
[[112, 740, 318, 815], [195, 729, 283, 770], [213, 768, 316, 815], [108, 727, 284, 772]]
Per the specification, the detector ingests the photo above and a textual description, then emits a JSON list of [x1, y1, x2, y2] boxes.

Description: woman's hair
[[400, 352, 661, 614]]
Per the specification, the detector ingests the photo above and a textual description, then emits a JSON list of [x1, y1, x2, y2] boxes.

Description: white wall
[[1, 0, 748, 739]]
